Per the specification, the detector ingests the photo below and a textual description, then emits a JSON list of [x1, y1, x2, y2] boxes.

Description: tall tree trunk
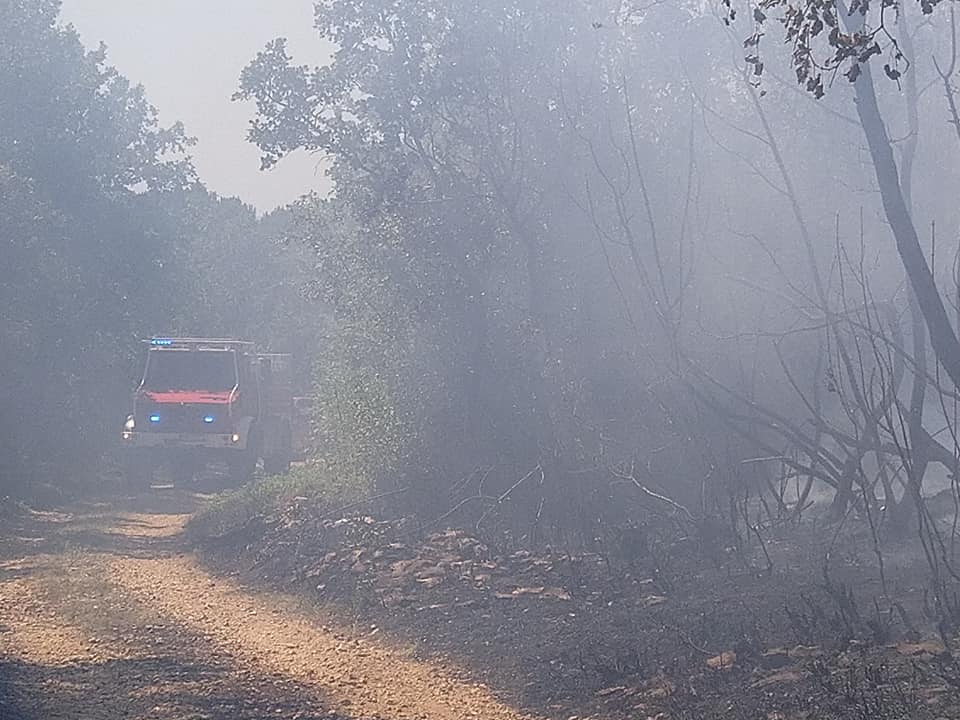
[[849, 61, 960, 391], [889, 9, 931, 532]]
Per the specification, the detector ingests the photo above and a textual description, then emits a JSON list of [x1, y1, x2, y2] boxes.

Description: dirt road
[[0, 493, 536, 720]]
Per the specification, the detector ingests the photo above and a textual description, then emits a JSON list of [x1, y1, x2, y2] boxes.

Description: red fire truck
[[121, 338, 294, 485]]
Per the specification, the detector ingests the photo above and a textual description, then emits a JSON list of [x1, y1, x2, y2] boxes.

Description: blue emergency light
[[203, 415, 215, 424], [151, 338, 174, 346], [149, 414, 161, 423]]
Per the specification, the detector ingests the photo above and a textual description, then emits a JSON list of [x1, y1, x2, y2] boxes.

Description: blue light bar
[[151, 338, 174, 346], [149, 414, 161, 423], [203, 415, 215, 424]]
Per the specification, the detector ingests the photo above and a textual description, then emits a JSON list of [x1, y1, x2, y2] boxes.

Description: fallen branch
[[476, 464, 544, 530], [611, 462, 696, 523]]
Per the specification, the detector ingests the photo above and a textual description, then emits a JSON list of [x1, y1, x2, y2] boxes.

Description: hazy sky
[[61, 1, 333, 212]]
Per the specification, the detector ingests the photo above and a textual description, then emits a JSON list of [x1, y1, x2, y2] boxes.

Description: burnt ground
[[192, 495, 960, 720]]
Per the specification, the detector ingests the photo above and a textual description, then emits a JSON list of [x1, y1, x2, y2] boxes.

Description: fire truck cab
[[121, 338, 293, 485]]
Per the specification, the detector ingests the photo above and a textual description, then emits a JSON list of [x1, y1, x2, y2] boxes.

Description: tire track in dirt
[[0, 503, 538, 720]]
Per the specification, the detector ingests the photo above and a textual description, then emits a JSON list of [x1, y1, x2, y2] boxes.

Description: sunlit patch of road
[[110, 549, 537, 720]]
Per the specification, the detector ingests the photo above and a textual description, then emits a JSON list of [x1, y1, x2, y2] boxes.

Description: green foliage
[[0, 2, 201, 492], [156, 189, 324, 384], [0, 0, 195, 195], [311, 331, 411, 484], [188, 462, 372, 540]]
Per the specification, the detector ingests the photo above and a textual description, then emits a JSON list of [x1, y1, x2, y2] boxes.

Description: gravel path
[[0, 498, 535, 720]]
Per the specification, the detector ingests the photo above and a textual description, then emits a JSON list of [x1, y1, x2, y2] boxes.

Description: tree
[[0, 0, 196, 492], [738, 0, 960, 391]]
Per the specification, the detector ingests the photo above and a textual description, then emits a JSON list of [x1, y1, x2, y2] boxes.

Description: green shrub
[[188, 462, 373, 540]]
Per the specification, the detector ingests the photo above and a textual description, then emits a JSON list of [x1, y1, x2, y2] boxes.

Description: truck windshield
[[144, 350, 237, 392]]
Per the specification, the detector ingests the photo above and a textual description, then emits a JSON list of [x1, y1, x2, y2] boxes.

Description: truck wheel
[[122, 452, 152, 490], [263, 423, 292, 475], [263, 454, 291, 475], [170, 457, 197, 486], [228, 452, 257, 484], [228, 426, 261, 485]]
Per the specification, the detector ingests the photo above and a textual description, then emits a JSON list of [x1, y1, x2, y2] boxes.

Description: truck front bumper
[[121, 431, 244, 450]]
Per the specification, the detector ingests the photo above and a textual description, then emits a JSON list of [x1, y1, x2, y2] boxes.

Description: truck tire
[[227, 426, 261, 485], [263, 423, 292, 475], [170, 456, 197, 486], [227, 451, 257, 484], [122, 451, 153, 490], [263, 454, 291, 475]]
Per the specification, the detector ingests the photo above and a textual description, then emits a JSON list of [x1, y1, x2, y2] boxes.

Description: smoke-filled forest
[[7, 0, 960, 718]]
